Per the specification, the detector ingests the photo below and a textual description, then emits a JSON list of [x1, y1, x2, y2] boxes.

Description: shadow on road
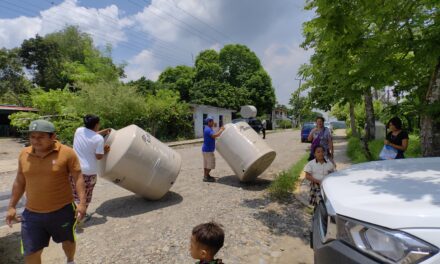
[[0, 231, 23, 264], [95, 191, 183, 218], [241, 196, 311, 244], [216, 175, 272, 191]]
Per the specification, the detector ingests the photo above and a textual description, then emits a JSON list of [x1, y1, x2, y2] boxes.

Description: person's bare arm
[[329, 137, 334, 157], [211, 127, 225, 139], [308, 128, 316, 142], [305, 172, 321, 184], [384, 138, 408, 151], [97, 128, 111, 136], [71, 170, 87, 220], [6, 165, 25, 227]]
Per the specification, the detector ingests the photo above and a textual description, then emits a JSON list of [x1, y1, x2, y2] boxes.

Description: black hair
[[192, 222, 225, 255], [84, 114, 100, 130], [316, 116, 325, 122], [388, 117, 402, 130]]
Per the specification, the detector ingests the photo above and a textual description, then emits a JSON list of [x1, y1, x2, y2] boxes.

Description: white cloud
[[0, 0, 315, 105], [262, 42, 313, 105], [0, 0, 132, 49], [0, 16, 42, 48], [125, 50, 161, 81], [127, 0, 314, 105]]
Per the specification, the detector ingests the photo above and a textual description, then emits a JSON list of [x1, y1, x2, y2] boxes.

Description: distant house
[[190, 104, 235, 138], [0, 105, 38, 137], [271, 106, 291, 129]]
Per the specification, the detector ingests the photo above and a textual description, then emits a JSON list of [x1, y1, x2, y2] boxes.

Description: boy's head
[[190, 222, 224, 261], [84, 114, 100, 131]]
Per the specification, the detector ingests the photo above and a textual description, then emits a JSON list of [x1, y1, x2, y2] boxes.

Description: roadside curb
[[166, 129, 292, 147]]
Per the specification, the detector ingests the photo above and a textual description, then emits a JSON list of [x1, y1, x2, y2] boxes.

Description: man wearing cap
[[5, 120, 86, 264], [202, 116, 224, 182]]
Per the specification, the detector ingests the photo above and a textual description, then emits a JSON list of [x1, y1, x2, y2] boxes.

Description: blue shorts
[[21, 203, 77, 256]]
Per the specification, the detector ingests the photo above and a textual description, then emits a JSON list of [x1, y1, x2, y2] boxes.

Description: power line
[[42, 0, 194, 61], [164, 0, 235, 43], [1, 0, 188, 66], [128, 0, 222, 46]]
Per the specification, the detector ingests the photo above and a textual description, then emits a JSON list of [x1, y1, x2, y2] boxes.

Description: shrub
[[268, 154, 309, 200]]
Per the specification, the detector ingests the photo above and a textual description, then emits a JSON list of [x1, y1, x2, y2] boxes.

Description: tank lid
[[240, 105, 257, 118]]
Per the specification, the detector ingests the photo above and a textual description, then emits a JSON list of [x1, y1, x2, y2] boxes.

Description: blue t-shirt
[[202, 126, 215, 152]]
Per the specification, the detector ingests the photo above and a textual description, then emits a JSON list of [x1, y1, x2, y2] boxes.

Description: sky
[[0, 0, 315, 105]]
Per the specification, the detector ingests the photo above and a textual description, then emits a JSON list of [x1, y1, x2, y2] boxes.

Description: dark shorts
[[21, 203, 77, 256]]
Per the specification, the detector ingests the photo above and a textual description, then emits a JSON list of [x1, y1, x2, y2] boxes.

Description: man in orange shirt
[[5, 120, 87, 264]]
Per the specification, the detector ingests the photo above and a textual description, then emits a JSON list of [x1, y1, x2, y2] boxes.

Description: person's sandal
[[203, 176, 216, 182]]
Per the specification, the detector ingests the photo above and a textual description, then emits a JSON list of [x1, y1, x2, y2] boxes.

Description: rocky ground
[[0, 130, 349, 263]]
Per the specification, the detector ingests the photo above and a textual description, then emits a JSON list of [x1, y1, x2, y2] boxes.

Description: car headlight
[[337, 215, 439, 264]]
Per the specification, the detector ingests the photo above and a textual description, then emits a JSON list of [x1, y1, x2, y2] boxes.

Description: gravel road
[[0, 130, 321, 263]]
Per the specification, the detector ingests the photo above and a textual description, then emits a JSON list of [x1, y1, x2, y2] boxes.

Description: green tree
[[0, 48, 32, 105], [20, 35, 66, 90], [144, 89, 192, 139], [127, 77, 158, 96], [158, 65, 194, 101], [19, 26, 124, 90]]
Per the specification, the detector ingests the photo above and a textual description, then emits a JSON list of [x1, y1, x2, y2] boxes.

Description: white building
[[190, 104, 236, 138]]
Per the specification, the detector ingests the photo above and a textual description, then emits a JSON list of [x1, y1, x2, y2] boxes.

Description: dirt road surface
[[0, 130, 348, 263]]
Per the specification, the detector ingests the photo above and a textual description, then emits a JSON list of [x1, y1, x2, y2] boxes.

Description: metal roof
[[0, 105, 38, 112]]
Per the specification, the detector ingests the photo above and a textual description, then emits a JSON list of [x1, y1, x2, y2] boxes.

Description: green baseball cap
[[28, 120, 56, 133]]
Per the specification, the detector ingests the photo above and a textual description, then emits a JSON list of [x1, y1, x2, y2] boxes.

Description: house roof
[[189, 104, 236, 112], [0, 105, 38, 112]]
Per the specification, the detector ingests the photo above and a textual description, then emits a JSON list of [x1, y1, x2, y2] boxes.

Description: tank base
[[240, 151, 276, 182]]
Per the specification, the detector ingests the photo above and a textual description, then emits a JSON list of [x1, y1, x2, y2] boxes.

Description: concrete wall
[[192, 105, 234, 138]]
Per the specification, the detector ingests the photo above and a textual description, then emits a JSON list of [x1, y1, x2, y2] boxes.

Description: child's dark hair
[[83, 114, 100, 130], [192, 222, 224, 255]]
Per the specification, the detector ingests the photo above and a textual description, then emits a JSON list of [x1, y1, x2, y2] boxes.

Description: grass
[[268, 154, 309, 200], [347, 134, 422, 163]]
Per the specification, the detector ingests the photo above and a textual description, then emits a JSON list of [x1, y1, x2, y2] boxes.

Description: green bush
[[276, 119, 292, 129], [347, 134, 422, 163], [268, 154, 309, 200]]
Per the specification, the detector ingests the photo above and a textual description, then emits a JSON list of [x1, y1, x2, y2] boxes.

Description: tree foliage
[[300, 0, 440, 145], [19, 26, 124, 90]]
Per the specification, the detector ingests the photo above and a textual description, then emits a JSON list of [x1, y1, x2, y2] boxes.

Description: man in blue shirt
[[202, 116, 225, 182]]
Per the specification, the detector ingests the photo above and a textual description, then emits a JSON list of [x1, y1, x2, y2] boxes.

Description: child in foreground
[[304, 145, 335, 206], [190, 222, 225, 264]]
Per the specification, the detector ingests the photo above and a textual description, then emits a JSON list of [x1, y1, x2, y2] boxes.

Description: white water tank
[[216, 122, 276, 182], [240, 105, 257, 118], [98, 125, 181, 200], [375, 121, 386, 140]]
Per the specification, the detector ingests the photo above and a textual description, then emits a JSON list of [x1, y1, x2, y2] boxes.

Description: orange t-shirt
[[18, 141, 82, 213]]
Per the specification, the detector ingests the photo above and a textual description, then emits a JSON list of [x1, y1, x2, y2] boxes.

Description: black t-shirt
[[386, 130, 409, 158]]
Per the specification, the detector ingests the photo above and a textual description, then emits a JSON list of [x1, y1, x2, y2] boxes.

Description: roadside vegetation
[[1, 26, 276, 143], [347, 134, 422, 163], [268, 154, 309, 200]]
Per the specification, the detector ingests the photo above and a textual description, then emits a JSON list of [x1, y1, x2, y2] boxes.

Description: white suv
[[312, 157, 440, 264]]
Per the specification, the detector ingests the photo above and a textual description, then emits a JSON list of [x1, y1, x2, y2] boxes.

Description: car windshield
[[303, 123, 315, 129]]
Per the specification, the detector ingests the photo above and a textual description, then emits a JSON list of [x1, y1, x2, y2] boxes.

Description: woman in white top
[[304, 146, 335, 206]]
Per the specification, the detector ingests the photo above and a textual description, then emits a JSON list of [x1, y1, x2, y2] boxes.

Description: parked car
[[324, 122, 333, 133], [330, 121, 347, 129], [311, 157, 440, 264], [232, 118, 262, 133], [301, 122, 316, 142]]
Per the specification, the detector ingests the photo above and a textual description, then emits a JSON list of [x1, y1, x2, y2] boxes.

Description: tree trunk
[[364, 88, 376, 140], [421, 57, 440, 157], [349, 101, 358, 137]]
